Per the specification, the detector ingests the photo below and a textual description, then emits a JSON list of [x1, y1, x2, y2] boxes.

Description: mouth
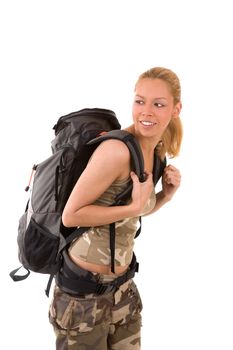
[[140, 120, 156, 127]]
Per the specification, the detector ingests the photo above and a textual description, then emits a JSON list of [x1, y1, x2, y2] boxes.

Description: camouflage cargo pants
[[49, 279, 142, 350]]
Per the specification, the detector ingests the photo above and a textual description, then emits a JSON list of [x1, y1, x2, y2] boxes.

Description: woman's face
[[132, 78, 181, 140]]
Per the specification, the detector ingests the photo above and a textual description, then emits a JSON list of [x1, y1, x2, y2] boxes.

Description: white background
[[1, 1, 233, 349]]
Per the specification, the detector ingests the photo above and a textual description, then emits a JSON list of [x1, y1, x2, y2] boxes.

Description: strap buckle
[[95, 283, 116, 295]]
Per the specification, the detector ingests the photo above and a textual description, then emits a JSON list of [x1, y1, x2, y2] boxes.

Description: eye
[[135, 99, 144, 105], [154, 102, 164, 108]]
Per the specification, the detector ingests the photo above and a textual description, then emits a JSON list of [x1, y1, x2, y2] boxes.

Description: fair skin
[[62, 78, 181, 274]]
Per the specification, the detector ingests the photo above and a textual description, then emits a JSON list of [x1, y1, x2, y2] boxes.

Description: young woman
[[49, 67, 183, 350]]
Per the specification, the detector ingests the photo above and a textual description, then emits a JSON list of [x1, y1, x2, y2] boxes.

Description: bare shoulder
[[94, 139, 131, 164], [87, 139, 131, 181]]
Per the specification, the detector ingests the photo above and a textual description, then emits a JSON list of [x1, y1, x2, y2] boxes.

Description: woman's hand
[[161, 164, 181, 201], [130, 171, 154, 215]]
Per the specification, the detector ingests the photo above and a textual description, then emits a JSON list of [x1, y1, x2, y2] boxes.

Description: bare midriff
[[69, 253, 129, 275]]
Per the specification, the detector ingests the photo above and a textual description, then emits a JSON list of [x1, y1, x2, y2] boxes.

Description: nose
[[142, 109, 153, 117], [142, 111, 152, 117], [141, 104, 154, 117]]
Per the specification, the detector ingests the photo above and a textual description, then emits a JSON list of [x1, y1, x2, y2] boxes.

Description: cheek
[[159, 113, 172, 128], [132, 105, 141, 121], [160, 106, 175, 126], [132, 103, 140, 114]]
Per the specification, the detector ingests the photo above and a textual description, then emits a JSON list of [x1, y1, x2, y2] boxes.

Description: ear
[[172, 101, 182, 118]]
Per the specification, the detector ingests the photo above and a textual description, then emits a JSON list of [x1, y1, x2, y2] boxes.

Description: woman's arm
[[62, 139, 154, 227]]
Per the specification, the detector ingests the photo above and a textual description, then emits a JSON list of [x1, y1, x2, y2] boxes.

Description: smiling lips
[[140, 120, 156, 126]]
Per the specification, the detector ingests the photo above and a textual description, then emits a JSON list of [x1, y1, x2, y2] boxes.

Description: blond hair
[[136, 67, 183, 159]]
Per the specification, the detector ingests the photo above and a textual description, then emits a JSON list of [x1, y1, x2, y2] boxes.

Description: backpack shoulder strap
[[89, 130, 167, 186], [88, 130, 145, 182], [153, 152, 167, 185]]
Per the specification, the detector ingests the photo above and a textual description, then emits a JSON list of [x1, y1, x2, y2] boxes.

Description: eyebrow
[[135, 94, 168, 101]]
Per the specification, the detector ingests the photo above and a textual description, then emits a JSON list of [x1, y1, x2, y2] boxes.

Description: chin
[[139, 126, 158, 137]]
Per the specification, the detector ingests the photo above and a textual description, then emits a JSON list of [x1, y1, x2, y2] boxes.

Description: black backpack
[[10, 108, 166, 295]]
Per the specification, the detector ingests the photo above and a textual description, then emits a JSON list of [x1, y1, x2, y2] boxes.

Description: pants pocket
[[49, 287, 97, 333], [112, 280, 143, 326], [129, 281, 143, 315]]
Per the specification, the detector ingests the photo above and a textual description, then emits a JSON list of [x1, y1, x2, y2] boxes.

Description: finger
[[165, 165, 180, 174], [164, 170, 181, 182], [130, 171, 139, 182], [143, 171, 153, 180], [164, 169, 181, 180], [165, 170, 181, 179], [164, 174, 181, 186]]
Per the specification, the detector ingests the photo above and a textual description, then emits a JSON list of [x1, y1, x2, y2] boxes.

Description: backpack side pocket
[[18, 214, 60, 274]]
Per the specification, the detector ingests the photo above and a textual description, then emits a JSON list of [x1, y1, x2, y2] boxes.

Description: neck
[[125, 124, 161, 153]]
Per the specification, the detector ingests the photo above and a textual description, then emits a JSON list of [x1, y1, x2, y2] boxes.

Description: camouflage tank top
[[68, 177, 156, 266]]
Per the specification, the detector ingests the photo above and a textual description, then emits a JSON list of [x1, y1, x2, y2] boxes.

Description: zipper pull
[[25, 164, 37, 192]]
